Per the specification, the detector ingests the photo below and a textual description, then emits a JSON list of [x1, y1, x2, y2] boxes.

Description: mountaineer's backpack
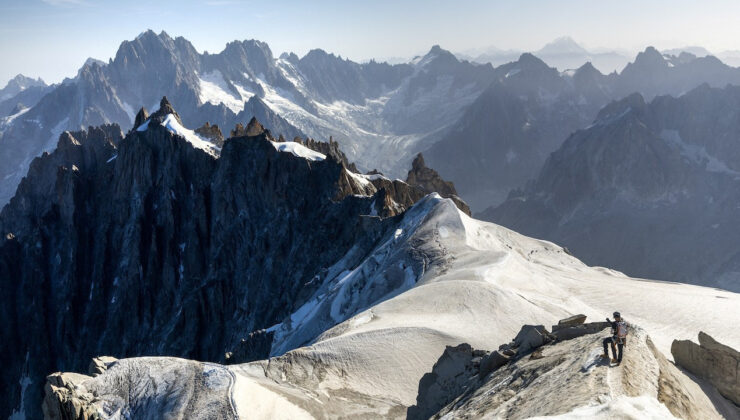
[[616, 321, 628, 339]]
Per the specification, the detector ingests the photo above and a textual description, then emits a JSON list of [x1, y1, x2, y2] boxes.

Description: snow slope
[[44, 195, 740, 418]]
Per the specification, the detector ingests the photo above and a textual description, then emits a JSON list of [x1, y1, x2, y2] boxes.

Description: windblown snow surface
[[52, 195, 739, 419]]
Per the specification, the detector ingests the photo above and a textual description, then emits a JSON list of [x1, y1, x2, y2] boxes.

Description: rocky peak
[[405, 153, 471, 215], [574, 62, 602, 79], [2, 74, 46, 91], [245, 116, 265, 136], [632, 46, 668, 69], [134, 107, 149, 129], [230, 117, 271, 139], [418, 45, 459, 68], [149, 96, 182, 125], [516, 53, 551, 72]]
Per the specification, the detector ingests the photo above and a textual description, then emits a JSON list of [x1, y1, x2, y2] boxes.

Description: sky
[[1, 0, 740, 86]]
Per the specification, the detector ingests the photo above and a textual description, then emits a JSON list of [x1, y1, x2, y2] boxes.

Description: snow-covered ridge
[[269, 141, 325, 161], [41, 196, 740, 418], [137, 113, 221, 157]]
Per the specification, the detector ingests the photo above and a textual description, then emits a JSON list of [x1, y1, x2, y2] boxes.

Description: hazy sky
[[1, 0, 739, 86]]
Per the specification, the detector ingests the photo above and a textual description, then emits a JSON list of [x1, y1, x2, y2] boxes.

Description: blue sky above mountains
[[1, 0, 739, 85]]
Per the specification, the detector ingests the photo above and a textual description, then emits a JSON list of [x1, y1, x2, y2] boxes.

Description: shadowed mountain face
[[0, 97, 465, 418], [482, 85, 740, 292]]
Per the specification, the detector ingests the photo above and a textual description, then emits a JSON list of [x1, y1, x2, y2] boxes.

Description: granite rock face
[[405, 153, 471, 216], [672, 332, 740, 405], [0, 110, 427, 418]]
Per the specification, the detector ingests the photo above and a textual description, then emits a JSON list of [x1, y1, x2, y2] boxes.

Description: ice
[[136, 119, 149, 132], [269, 141, 325, 161], [106, 154, 117, 163]]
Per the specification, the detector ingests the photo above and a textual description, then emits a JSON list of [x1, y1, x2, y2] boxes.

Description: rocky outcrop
[[42, 372, 101, 420], [133, 106, 148, 129], [406, 153, 457, 197], [554, 313, 587, 329], [88, 356, 118, 377], [672, 332, 740, 405], [148, 96, 180, 124], [405, 153, 471, 216], [195, 122, 224, 146], [296, 136, 358, 172], [407, 343, 485, 420], [409, 316, 616, 419], [404, 318, 728, 420]]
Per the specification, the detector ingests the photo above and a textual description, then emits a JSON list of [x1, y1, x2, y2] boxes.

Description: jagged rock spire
[[149, 96, 183, 125], [245, 117, 265, 137], [411, 153, 426, 171], [230, 117, 267, 138], [405, 152, 471, 215], [134, 107, 149, 129], [195, 122, 224, 147]]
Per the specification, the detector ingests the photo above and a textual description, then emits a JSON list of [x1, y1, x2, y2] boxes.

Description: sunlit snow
[[269, 141, 325, 161], [197, 70, 251, 113]]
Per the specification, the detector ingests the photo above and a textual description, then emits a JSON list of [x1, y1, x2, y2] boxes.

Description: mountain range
[[2, 100, 738, 418], [461, 37, 632, 74], [482, 84, 740, 291], [426, 46, 740, 209], [4, 31, 740, 217]]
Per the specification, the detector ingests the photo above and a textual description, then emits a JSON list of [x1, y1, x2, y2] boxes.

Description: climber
[[601, 311, 628, 365]]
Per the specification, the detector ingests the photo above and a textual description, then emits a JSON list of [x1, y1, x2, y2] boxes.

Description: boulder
[[87, 356, 118, 377], [479, 351, 510, 377], [553, 322, 611, 341], [671, 332, 739, 405], [513, 325, 554, 354], [552, 314, 587, 331]]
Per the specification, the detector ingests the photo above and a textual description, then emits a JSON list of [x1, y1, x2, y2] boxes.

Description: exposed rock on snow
[[431, 326, 725, 420], [87, 356, 118, 377], [194, 121, 224, 146], [555, 313, 587, 329], [672, 332, 740, 406], [405, 153, 471, 216]]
